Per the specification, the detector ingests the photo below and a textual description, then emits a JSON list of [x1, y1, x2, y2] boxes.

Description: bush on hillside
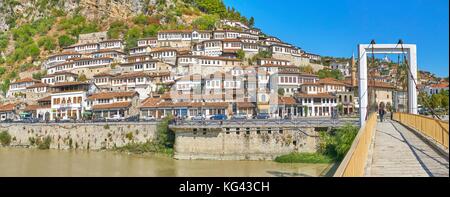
[[58, 35, 76, 48]]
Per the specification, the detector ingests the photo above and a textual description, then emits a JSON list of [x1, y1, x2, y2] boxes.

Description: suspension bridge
[[334, 41, 449, 177]]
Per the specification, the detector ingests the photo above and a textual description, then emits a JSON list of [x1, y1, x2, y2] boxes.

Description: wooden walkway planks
[[366, 120, 449, 177]]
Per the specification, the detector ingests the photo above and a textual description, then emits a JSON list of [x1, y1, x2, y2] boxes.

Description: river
[[0, 148, 331, 177]]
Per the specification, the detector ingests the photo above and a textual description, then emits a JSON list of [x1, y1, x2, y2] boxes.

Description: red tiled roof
[[24, 105, 39, 111], [93, 72, 116, 78], [318, 78, 346, 86], [368, 81, 395, 89], [159, 30, 193, 33], [258, 58, 290, 62], [37, 96, 51, 102], [112, 72, 149, 80], [140, 97, 162, 108], [430, 83, 449, 88], [0, 103, 16, 112], [237, 102, 255, 108], [90, 49, 125, 54], [88, 91, 138, 100], [279, 97, 297, 105], [138, 37, 157, 41], [44, 71, 78, 78], [47, 52, 81, 58], [197, 56, 240, 61], [92, 102, 131, 110], [98, 39, 123, 43], [296, 93, 335, 99], [11, 78, 40, 84], [50, 82, 89, 87], [26, 83, 49, 89]]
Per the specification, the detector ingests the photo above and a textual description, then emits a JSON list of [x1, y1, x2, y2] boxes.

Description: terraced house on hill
[[1, 18, 370, 122]]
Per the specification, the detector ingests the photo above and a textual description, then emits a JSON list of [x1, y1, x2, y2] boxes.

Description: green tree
[[194, 0, 227, 16], [58, 35, 76, 48], [441, 90, 449, 113], [248, 16, 255, 27], [107, 20, 128, 39], [1, 79, 10, 95], [0, 131, 11, 146], [0, 33, 8, 51], [317, 69, 344, 80], [299, 65, 314, 74], [133, 14, 150, 25], [33, 17, 55, 35], [25, 43, 41, 59], [124, 27, 142, 50], [38, 36, 56, 51], [278, 88, 285, 96], [143, 24, 161, 37], [303, 106, 309, 117], [337, 103, 344, 115], [319, 124, 359, 160], [236, 49, 245, 60], [78, 74, 87, 82], [192, 14, 219, 30]]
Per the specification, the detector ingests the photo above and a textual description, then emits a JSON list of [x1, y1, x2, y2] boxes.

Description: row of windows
[[112, 77, 148, 84], [53, 96, 83, 105], [151, 51, 176, 57], [224, 43, 241, 48], [75, 59, 112, 67], [302, 98, 337, 104], [134, 63, 156, 70], [95, 78, 109, 83], [279, 76, 298, 84], [48, 55, 81, 62]]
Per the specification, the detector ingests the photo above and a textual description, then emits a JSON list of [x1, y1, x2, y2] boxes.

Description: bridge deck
[[366, 120, 449, 177]]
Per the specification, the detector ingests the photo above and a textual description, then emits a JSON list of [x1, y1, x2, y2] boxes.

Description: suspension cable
[[398, 39, 441, 120]]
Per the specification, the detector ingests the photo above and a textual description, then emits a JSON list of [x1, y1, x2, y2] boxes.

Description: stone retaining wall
[[174, 127, 319, 160], [0, 123, 158, 150]]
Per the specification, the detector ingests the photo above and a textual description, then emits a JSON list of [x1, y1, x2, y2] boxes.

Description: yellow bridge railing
[[334, 113, 377, 177], [393, 113, 449, 149]]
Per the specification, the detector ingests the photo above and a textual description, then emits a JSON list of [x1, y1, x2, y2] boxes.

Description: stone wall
[[0, 122, 158, 150], [174, 127, 319, 160]]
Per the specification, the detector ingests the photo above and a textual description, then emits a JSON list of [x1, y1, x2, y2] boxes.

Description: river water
[[0, 148, 331, 177]]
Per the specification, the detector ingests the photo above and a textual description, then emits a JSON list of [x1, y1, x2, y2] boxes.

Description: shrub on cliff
[[156, 115, 175, 149], [0, 131, 12, 146], [37, 136, 52, 150], [318, 123, 359, 160]]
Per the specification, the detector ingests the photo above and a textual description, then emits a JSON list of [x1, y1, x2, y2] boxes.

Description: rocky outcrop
[[0, 0, 181, 31]]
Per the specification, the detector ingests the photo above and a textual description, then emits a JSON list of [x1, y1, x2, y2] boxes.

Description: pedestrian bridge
[[335, 113, 449, 177]]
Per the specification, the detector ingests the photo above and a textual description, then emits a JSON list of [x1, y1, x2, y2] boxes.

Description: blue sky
[[223, 0, 449, 77]]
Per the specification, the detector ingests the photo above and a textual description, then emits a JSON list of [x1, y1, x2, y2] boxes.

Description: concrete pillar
[[358, 44, 368, 127], [408, 46, 418, 114]]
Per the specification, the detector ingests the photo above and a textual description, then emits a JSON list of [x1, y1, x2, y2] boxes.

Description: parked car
[[93, 117, 106, 122], [191, 114, 206, 121], [256, 113, 270, 120], [1, 119, 13, 123], [106, 115, 125, 122], [210, 114, 227, 120], [142, 116, 156, 121], [21, 117, 40, 123], [125, 115, 140, 122], [231, 113, 248, 120]]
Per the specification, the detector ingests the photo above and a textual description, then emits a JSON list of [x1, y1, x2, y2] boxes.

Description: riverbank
[[0, 147, 331, 177], [275, 153, 335, 164]]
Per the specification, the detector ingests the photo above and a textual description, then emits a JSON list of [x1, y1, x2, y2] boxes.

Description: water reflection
[[0, 148, 330, 177]]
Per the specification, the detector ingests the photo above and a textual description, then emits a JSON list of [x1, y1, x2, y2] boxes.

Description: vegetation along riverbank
[[275, 124, 359, 164], [113, 116, 175, 156]]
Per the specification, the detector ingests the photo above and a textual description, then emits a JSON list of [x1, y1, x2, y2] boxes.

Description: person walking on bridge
[[378, 103, 386, 122]]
